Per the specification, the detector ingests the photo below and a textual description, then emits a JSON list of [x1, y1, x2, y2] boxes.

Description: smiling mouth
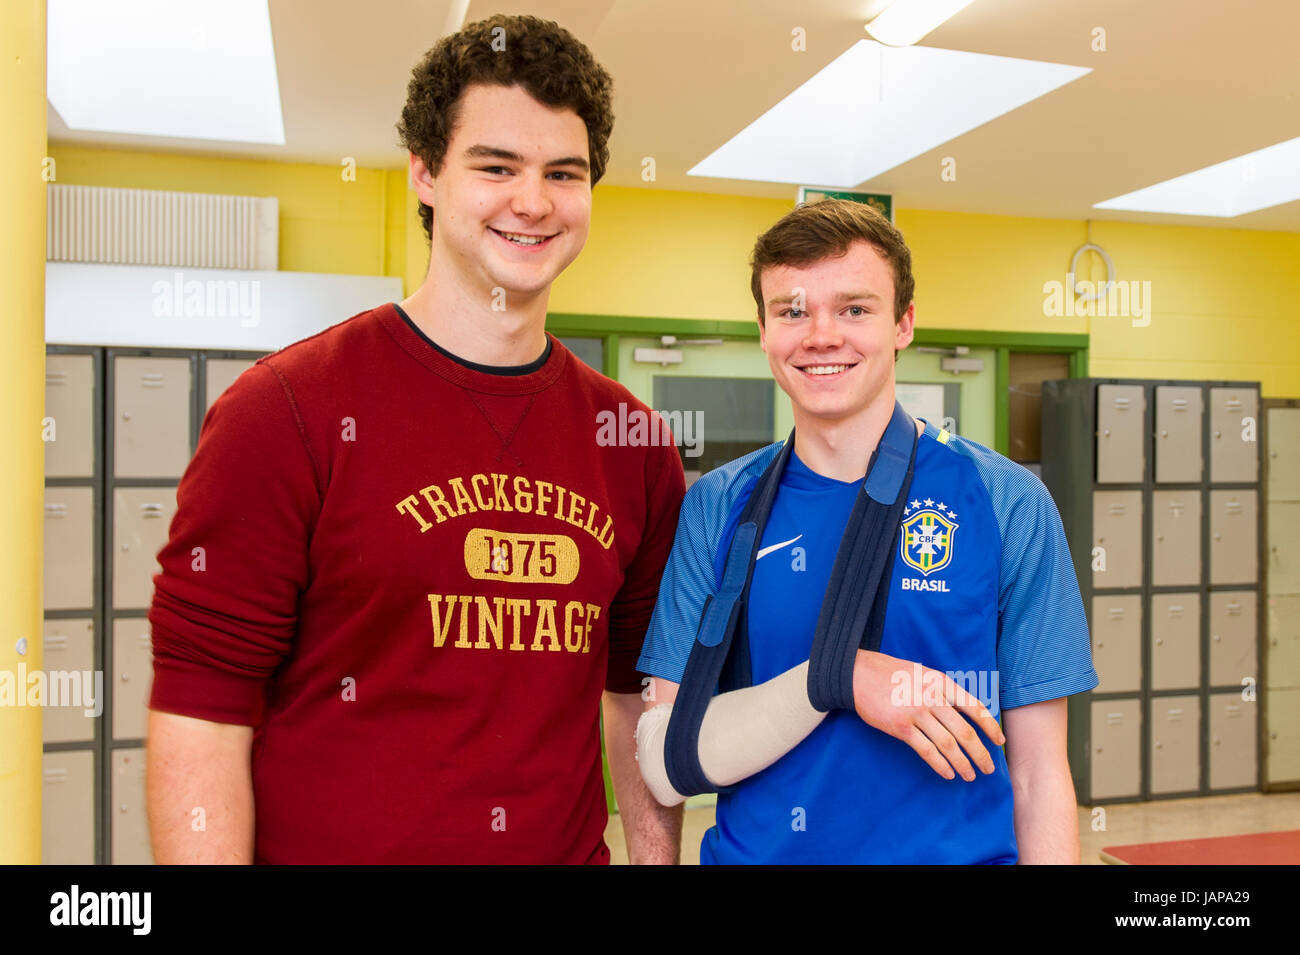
[[490, 227, 556, 248], [796, 362, 857, 377]]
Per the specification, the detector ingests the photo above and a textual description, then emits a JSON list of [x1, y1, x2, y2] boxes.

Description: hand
[[851, 649, 1006, 782]]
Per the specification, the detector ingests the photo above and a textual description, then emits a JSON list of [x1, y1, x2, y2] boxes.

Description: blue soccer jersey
[[637, 420, 1098, 864]]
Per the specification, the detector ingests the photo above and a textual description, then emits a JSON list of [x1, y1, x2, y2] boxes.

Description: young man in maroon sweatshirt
[[145, 15, 686, 864]]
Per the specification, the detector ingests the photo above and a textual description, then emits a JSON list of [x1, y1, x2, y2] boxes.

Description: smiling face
[[758, 240, 915, 428], [413, 83, 593, 303]]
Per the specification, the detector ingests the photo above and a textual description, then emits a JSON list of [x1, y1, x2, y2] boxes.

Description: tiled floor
[[603, 791, 1300, 864]]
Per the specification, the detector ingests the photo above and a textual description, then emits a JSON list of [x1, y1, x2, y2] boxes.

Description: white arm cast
[[634, 660, 827, 807]]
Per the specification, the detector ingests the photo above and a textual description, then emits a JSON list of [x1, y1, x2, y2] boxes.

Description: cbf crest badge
[[900, 498, 959, 576]]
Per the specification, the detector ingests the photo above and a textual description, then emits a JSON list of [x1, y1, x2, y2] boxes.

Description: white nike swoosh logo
[[756, 534, 803, 560]]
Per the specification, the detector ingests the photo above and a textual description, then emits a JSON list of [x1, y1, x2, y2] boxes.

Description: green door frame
[[548, 313, 1089, 456]]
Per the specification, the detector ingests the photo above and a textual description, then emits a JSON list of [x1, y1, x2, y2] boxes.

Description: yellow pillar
[[0, 0, 46, 864]]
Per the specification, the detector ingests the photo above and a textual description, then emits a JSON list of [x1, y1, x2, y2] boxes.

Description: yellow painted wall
[[47, 147, 1300, 396]]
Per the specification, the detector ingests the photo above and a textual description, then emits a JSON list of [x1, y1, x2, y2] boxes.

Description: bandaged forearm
[[635, 661, 827, 807]]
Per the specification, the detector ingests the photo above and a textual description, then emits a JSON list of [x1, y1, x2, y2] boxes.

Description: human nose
[[510, 169, 554, 220], [802, 309, 843, 349]]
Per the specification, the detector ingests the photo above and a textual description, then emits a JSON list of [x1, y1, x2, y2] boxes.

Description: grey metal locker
[[42, 751, 95, 865], [1208, 692, 1256, 789], [1209, 591, 1257, 687], [1209, 388, 1259, 484], [1150, 695, 1200, 794], [1266, 501, 1300, 595], [1266, 407, 1299, 500], [44, 354, 96, 478], [43, 486, 95, 610], [1091, 595, 1142, 693], [111, 748, 154, 865], [1092, 491, 1143, 589], [1150, 594, 1200, 690], [1209, 490, 1258, 585], [41, 618, 96, 744], [1155, 386, 1203, 483], [112, 486, 178, 609], [1151, 491, 1202, 587], [112, 619, 154, 740], [114, 356, 192, 478], [1265, 687, 1300, 782], [1090, 699, 1142, 800], [1096, 385, 1146, 484], [206, 357, 255, 411]]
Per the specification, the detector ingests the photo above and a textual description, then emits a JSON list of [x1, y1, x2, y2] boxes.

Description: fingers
[[939, 675, 1007, 747], [929, 706, 994, 776], [902, 724, 959, 781], [915, 710, 977, 782]]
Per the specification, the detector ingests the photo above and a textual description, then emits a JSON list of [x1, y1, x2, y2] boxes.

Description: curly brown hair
[[396, 14, 615, 243], [750, 199, 915, 326]]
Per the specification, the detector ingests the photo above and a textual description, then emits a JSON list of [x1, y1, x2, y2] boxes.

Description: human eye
[[845, 305, 868, 317]]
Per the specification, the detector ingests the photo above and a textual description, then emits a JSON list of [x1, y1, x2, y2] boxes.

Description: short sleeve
[[603, 443, 686, 694], [148, 361, 321, 726], [635, 480, 724, 685], [993, 471, 1099, 709]]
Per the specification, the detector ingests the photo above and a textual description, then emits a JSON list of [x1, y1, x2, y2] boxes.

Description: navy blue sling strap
[[664, 401, 920, 798]]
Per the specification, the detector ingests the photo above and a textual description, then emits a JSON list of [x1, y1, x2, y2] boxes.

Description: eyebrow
[[463, 144, 590, 171], [766, 290, 883, 306]]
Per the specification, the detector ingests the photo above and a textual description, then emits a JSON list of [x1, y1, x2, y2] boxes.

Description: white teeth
[[497, 230, 546, 246], [803, 365, 848, 376]]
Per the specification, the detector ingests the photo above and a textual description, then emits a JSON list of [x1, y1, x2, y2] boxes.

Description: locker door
[[1096, 385, 1146, 484], [1266, 501, 1300, 595], [112, 619, 154, 740], [112, 487, 177, 609], [1150, 594, 1200, 690], [111, 748, 154, 864], [1209, 592, 1256, 687], [1266, 687, 1300, 782], [45, 354, 96, 478], [1209, 388, 1258, 483], [44, 486, 95, 610], [1266, 408, 1300, 501], [42, 751, 95, 865], [1154, 386, 1203, 483], [1091, 595, 1141, 693], [206, 358, 256, 411], [1150, 695, 1200, 794], [42, 618, 97, 744], [1092, 491, 1143, 589], [1209, 490, 1257, 585], [1208, 692, 1256, 789], [1267, 595, 1300, 687], [1151, 491, 1202, 587], [114, 356, 192, 478], [1090, 699, 1141, 800]]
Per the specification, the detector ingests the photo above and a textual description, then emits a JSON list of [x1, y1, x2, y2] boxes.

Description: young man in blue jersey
[[634, 199, 1098, 864]]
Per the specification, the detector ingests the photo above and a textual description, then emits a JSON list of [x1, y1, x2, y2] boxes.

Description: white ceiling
[[47, 0, 1300, 230]]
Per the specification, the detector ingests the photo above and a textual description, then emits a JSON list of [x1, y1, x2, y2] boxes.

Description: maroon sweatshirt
[[148, 303, 686, 863]]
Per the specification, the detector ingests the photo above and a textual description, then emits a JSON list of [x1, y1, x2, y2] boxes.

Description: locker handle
[[1225, 705, 1241, 716], [1171, 398, 1188, 410], [1113, 397, 1131, 408], [1108, 503, 1127, 515], [44, 503, 67, 517], [44, 635, 68, 649], [1225, 501, 1242, 514], [43, 769, 69, 782], [1105, 712, 1125, 725], [46, 371, 67, 385], [1225, 398, 1242, 411], [1167, 605, 1185, 615], [1107, 607, 1126, 618], [139, 503, 165, 516], [1225, 602, 1242, 614], [1167, 708, 1184, 718], [140, 373, 166, 387]]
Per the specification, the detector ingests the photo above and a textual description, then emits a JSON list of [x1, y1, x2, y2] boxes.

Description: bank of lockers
[[1043, 378, 1264, 804], [42, 347, 261, 864]]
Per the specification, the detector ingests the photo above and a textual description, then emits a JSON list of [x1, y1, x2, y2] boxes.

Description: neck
[[792, 392, 903, 482], [400, 250, 550, 366]]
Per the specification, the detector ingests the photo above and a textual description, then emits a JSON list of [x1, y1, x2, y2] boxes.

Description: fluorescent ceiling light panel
[[689, 40, 1089, 188], [1094, 136, 1300, 217], [866, 0, 979, 47], [48, 0, 285, 144]]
